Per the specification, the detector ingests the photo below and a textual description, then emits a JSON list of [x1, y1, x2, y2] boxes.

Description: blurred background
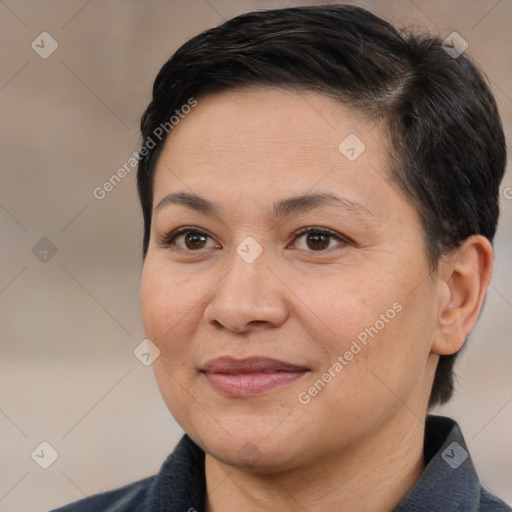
[[0, 1, 510, 510]]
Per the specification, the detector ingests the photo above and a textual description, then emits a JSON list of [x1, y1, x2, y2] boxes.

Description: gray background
[[0, 1, 511, 510]]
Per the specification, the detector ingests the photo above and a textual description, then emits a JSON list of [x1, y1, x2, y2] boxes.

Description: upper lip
[[202, 356, 310, 374]]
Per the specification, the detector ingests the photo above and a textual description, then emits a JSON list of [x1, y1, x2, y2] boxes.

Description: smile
[[201, 356, 310, 397]]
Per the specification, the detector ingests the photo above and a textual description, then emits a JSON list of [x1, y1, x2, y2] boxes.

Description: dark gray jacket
[[50, 415, 511, 511]]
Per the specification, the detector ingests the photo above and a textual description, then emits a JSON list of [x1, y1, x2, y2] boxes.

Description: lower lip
[[203, 371, 307, 396]]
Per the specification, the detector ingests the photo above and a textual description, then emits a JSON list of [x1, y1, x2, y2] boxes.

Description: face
[[140, 87, 441, 472]]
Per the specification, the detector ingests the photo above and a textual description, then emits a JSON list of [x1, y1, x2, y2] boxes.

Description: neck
[[204, 411, 425, 512]]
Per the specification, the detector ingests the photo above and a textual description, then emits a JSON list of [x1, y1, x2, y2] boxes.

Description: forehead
[[154, 87, 393, 194]]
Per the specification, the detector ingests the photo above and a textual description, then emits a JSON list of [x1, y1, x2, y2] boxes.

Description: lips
[[202, 356, 309, 374], [201, 356, 310, 396]]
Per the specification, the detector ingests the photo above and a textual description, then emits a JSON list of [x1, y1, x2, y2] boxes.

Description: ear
[[432, 235, 494, 356]]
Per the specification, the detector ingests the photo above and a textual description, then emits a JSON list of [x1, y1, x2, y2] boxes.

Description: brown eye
[[160, 227, 219, 251], [304, 233, 330, 250], [183, 232, 208, 250], [291, 227, 349, 252]]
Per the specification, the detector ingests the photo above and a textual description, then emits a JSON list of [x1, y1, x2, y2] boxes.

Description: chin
[[192, 421, 312, 474], [211, 440, 304, 474]]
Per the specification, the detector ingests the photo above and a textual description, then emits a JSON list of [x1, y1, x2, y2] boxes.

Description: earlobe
[[432, 235, 494, 356]]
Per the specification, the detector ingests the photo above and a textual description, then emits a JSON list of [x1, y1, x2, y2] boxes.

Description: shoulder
[[49, 434, 206, 512], [479, 486, 512, 512], [49, 475, 155, 511]]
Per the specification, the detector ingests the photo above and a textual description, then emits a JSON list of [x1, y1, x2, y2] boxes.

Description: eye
[[159, 226, 350, 252], [159, 227, 220, 251], [290, 227, 350, 252]]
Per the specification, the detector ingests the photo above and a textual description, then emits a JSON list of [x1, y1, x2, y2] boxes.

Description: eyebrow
[[154, 191, 373, 218]]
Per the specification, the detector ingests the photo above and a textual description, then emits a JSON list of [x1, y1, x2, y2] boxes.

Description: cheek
[[140, 259, 197, 354], [307, 261, 433, 386], [290, 267, 397, 353], [347, 282, 437, 403], [140, 260, 201, 428]]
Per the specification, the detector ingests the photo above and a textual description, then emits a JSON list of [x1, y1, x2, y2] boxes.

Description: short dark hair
[[137, 4, 507, 408]]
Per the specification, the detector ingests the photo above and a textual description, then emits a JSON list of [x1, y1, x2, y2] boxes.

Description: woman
[[52, 4, 510, 511]]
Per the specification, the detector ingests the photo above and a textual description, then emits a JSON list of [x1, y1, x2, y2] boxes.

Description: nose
[[203, 245, 289, 334]]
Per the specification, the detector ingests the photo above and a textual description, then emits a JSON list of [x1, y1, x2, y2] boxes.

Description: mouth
[[201, 356, 310, 397]]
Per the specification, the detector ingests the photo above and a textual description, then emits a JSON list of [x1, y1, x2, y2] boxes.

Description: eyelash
[[158, 225, 352, 252]]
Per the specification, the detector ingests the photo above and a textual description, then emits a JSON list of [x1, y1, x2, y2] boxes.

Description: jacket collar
[[146, 415, 501, 511]]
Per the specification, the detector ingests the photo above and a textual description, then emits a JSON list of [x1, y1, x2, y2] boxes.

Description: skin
[[140, 87, 493, 511]]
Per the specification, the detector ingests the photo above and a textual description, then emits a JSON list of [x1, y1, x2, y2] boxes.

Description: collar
[[394, 414, 483, 511], [146, 415, 509, 511]]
